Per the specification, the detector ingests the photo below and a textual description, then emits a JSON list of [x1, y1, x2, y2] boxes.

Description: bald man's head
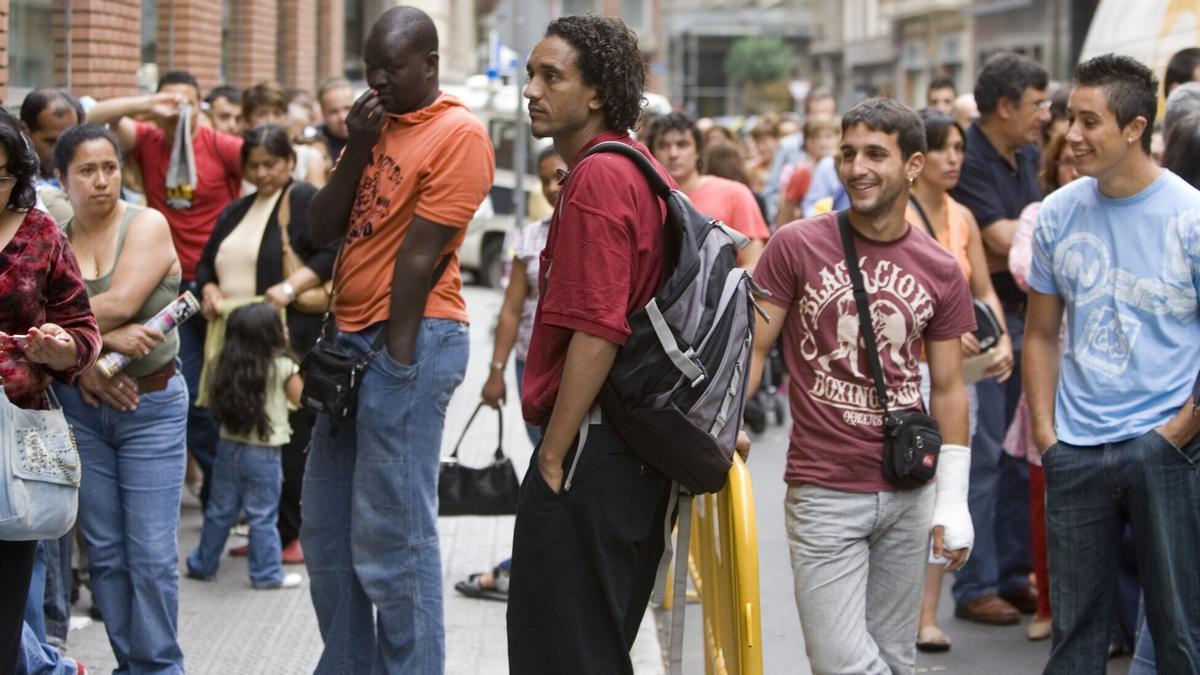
[[373, 6, 438, 53], [364, 6, 440, 115]]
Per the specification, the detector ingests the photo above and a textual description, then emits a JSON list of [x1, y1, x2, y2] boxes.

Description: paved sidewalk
[[64, 287, 664, 674]]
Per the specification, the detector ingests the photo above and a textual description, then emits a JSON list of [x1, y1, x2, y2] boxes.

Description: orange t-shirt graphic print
[[334, 92, 495, 332]]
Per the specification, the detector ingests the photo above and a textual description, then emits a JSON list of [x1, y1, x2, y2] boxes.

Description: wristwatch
[[280, 281, 296, 303], [490, 361, 505, 371]]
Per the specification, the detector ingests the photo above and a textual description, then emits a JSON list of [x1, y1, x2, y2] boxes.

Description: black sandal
[[454, 566, 510, 602]]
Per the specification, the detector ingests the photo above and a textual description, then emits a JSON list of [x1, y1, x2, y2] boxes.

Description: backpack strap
[[580, 140, 672, 199]]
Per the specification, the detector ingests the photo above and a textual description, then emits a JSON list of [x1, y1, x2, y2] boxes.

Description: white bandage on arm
[[932, 443, 974, 559]]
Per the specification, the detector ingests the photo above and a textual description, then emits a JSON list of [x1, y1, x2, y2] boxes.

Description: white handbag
[[0, 382, 80, 541]]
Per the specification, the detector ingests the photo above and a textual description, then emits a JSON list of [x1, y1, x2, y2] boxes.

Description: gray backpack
[[583, 141, 764, 495], [580, 141, 766, 675]]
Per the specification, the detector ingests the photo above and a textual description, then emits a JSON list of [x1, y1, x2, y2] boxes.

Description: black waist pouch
[[300, 342, 369, 432], [298, 255, 450, 432], [883, 411, 942, 489]]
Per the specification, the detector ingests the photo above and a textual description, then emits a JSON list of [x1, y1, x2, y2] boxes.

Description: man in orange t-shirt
[[300, 7, 494, 672]]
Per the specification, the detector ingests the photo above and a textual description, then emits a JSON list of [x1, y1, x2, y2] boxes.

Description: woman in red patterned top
[[0, 105, 99, 675]]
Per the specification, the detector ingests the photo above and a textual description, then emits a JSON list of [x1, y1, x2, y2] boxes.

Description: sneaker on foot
[[257, 572, 304, 589]]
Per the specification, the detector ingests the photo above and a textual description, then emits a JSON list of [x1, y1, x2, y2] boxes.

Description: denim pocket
[[376, 348, 419, 381], [1150, 428, 1198, 465]]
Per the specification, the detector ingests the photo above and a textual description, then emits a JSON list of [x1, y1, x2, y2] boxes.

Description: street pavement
[[64, 286, 663, 675], [61, 285, 1132, 673]]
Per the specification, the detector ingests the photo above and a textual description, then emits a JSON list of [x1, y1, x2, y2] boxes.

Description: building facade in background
[[818, 0, 1098, 111], [0, 0, 478, 107], [662, 0, 811, 118], [0, 0, 1114, 123]]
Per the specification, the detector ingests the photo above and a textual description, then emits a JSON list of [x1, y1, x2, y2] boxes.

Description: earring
[[1128, 138, 1135, 146]]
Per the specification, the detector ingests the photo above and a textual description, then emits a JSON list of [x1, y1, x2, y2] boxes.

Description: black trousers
[[0, 539, 38, 674], [277, 407, 314, 545], [507, 421, 673, 675]]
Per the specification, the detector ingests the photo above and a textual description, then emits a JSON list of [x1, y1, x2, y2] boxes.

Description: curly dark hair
[[209, 303, 291, 441], [0, 105, 39, 211], [546, 14, 646, 132]]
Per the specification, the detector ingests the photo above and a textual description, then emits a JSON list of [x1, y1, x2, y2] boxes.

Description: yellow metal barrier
[[673, 454, 763, 675]]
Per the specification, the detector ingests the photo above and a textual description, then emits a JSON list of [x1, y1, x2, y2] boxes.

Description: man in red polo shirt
[[507, 14, 675, 674]]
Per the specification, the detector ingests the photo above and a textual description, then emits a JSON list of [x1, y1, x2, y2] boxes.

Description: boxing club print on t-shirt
[[799, 255, 934, 429]]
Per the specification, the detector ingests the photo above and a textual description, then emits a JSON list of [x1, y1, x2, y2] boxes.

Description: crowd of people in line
[[2, 5, 1200, 675]]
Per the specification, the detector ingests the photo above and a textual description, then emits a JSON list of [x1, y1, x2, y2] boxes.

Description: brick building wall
[[157, 0, 222, 92], [0, 0, 8, 101], [317, 0, 345, 82], [2, 1, 481, 105], [52, 0, 141, 100], [227, 0, 279, 88], [280, 0, 318, 93]]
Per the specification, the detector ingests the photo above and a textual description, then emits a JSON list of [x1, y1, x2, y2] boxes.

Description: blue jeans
[[39, 535, 71, 646], [301, 319, 469, 674], [179, 280, 218, 505], [953, 309, 1032, 604], [187, 440, 285, 587], [55, 373, 189, 675], [1043, 430, 1200, 674], [17, 623, 75, 675], [19, 549, 73, 675], [1130, 603, 1157, 674]]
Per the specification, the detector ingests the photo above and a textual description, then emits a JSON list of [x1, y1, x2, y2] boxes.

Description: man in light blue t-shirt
[[1024, 54, 1200, 674]]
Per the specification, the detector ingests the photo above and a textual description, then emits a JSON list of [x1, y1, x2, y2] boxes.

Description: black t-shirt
[[318, 125, 347, 166], [949, 122, 1043, 307]]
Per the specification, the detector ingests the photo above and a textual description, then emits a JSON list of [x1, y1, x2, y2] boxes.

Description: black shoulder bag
[[837, 209, 942, 489], [299, 250, 450, 433]]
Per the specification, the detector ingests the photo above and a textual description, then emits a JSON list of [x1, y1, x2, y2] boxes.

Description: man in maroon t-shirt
[[88, 70, 244, 507], [507, 15, 675, 674], [746, 99, 976, 674]]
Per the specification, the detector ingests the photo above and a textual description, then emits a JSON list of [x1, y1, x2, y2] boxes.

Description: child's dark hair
[[209, 303, 289, 441]]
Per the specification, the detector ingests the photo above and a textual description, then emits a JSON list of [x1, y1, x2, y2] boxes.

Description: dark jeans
[[278, 407, 314, 545], [1043, 430, 1200, 674], [0, 540, 38, 674], [507, 421, 673, 674], [179, 280, 218, 506], [953, 309, 1032, 604], [39, 535, 71, 645], [24, 538, 71, 644]]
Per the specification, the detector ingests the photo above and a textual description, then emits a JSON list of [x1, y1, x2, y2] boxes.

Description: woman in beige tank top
[[51, 123, 189, 673]]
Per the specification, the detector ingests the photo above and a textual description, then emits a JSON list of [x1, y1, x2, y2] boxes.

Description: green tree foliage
[[724, 35, 794, 84]]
